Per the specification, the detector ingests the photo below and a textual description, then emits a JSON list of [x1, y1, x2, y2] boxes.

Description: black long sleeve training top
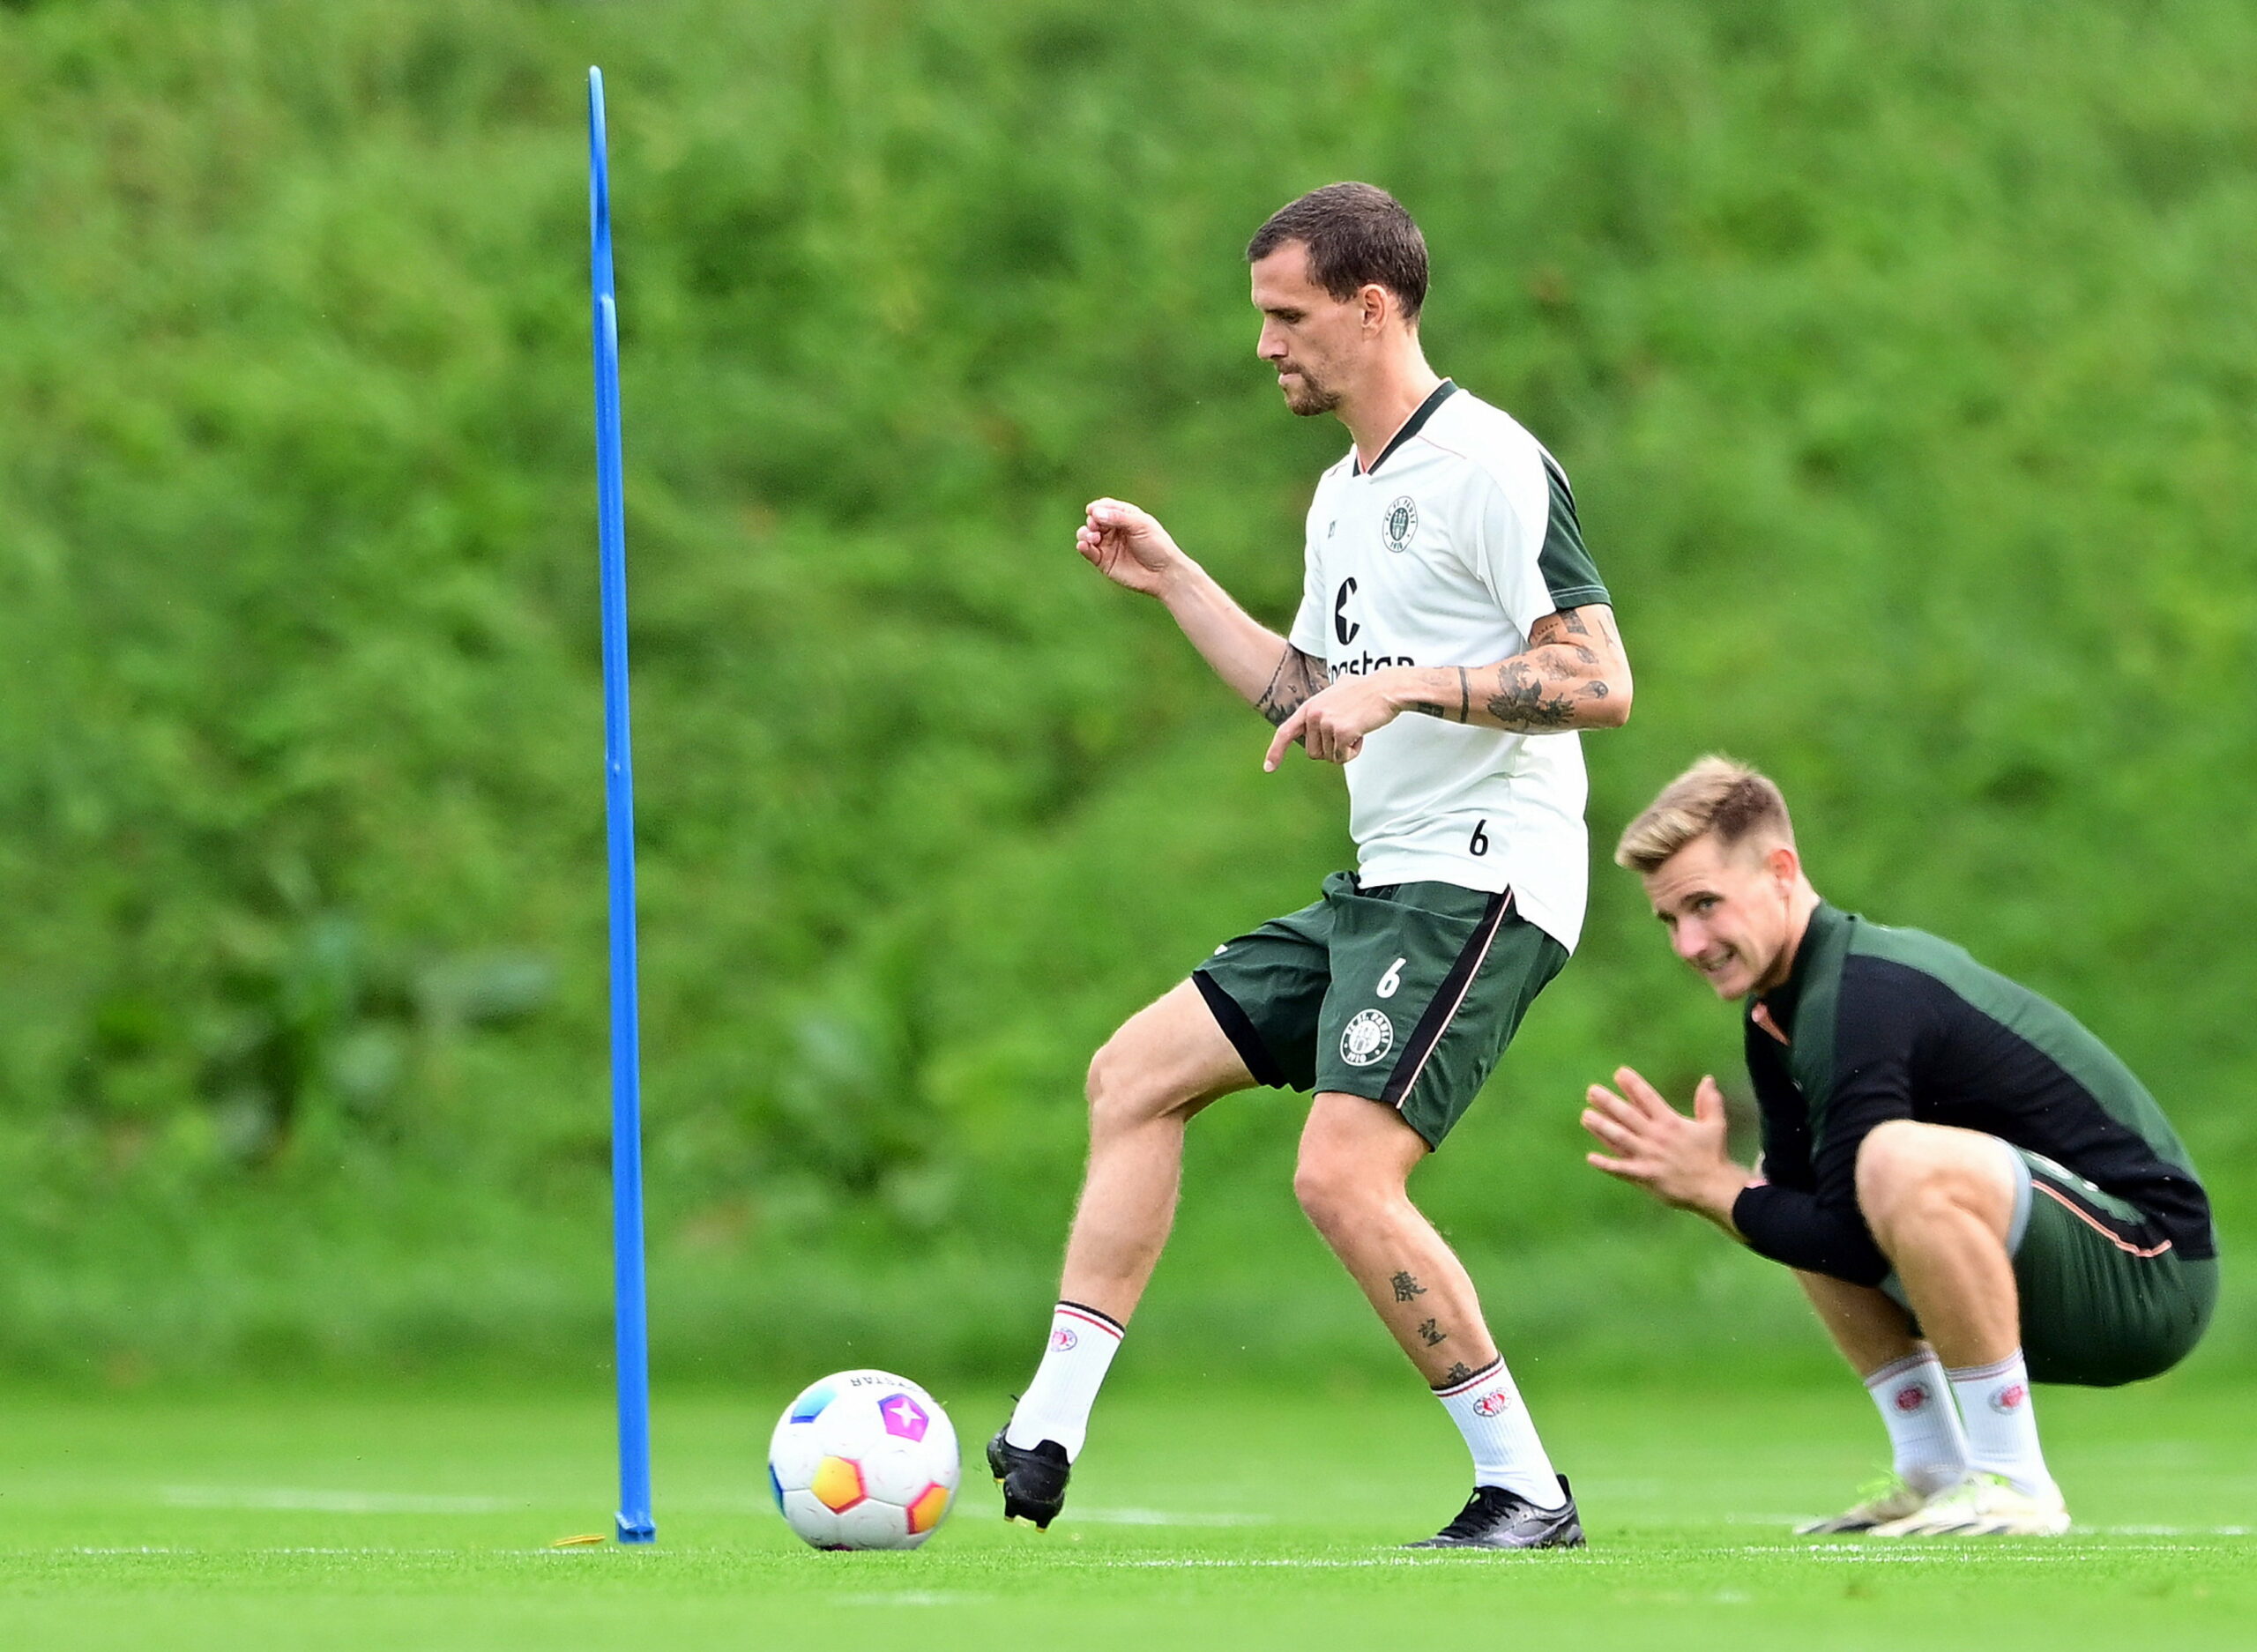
[[1729, 903, 2215, 1286]]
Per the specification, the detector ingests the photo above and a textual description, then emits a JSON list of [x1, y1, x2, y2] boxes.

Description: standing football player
[[991, 182, 1633, 1550], [1585, 756, 2216, 1535]]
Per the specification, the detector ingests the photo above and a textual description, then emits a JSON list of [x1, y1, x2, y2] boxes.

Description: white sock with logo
[[1863, 1350, 1970, 1494], [1004, 1301, 1124, 1462], [1435, 1357, 1565, 1509], [1946, 1350, 2053, 1496]]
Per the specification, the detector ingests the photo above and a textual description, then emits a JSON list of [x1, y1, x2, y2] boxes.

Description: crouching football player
[[1583, 756, 2216, 1536]]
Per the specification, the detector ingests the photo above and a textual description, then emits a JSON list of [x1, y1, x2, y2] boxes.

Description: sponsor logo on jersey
[[1472, 1389, 1514, 1418], [1332, 649, 1418, 676], [1050, 1326, 1079, 1352], [1340, 1008, 1394, 1067], [1325, 581, 1420, 670], [1895, 1382, 1930, 1413], [1990, 1382, 2028, 1415], [1382, 495, 1419, 553], [878, 1393, 932, 1442]]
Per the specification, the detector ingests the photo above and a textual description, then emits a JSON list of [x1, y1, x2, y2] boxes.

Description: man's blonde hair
[[1614, 755, 1794, 874]]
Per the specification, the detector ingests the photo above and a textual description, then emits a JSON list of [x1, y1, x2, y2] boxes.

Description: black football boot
[[987, 1428, 1072, 1529], [1406, 1477, 1585, 1550]]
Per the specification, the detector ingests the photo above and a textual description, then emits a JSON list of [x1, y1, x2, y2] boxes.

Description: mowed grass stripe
[[0, 1380, 2247, 1650]]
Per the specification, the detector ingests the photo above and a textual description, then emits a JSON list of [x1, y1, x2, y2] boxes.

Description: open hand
[[1581, 1067, 1750, 1222]]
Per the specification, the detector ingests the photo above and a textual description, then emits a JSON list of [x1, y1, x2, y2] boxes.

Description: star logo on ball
[[878, 1393, 931, 1442]]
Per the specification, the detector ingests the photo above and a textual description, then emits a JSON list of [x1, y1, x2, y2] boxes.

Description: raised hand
[[1075, 498, 1185, 598], [1581, 1068, 1750, 1224]]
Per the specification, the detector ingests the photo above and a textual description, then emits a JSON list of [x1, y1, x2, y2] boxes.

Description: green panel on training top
[[1731, 903, 2213, 1286]]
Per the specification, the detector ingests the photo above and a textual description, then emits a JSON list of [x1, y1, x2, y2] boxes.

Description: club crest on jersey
[[1341, 1008, 1393, 1067], [1382, 495, 1419, 553]]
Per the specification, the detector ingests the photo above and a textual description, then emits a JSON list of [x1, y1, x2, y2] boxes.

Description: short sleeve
[[1467, 450, 1612, 636], [1287, 514, 1329, 659], [1533, 455, 1610, 613]]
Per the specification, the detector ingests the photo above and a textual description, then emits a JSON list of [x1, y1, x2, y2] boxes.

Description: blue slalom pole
[[587, 64, 655, 1547]]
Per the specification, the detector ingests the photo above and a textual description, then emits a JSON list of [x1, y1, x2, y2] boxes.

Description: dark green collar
[[1353, 378, 1456, 477], [1754, 900, 1849, 1033]]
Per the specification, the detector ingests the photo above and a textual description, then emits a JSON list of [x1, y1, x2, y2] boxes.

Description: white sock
[[1436, 1358, 1564, 1509], [1004, 1302, 1124, 1461], [1864, 1351, 1970, 1494], [1947, 1351, 2053, 1496]]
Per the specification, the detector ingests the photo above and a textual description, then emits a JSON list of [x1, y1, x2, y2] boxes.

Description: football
[[767, 1369, 961, 1550]]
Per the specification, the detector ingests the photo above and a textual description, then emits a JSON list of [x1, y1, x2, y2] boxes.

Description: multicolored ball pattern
[[768, 1369, 960, 1551]]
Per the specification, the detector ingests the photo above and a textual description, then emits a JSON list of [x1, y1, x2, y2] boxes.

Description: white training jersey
[[1287, 380, 1611, 951]]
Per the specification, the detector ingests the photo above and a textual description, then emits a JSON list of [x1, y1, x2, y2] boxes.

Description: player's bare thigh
[[1855, 1119, 2018, 1241], [1087, 978, 1257, 1130]]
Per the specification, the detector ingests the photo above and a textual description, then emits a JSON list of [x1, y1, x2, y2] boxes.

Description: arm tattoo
[[1529, 609, 1612, 659], [1255, 645, 1330, 726], [1486, 660, 1578, 728], [1390, 1270, 1427, 1302], [1499, 606, 1619, 727], [1405, 668, 1476, 723], [1416, 1318, 1447, 1346], [1533, 606, 1614, 649]]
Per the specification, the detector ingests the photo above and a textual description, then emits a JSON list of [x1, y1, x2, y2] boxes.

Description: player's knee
[[1084, 1040, 1136, 1135], [1084, 1031, 1170, 1139], [1855, 1121, 1957, 1229], [1291, 1152, 1347, 1229], [1292, 1142, 1385, 1232]]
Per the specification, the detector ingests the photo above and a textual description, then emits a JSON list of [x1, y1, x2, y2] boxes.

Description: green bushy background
[[1, 0, 2250, 1386]]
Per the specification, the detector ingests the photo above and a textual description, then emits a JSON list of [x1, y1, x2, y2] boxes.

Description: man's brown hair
[[1614, 755, 1794, 874], [1246, 182, 1428, 322]]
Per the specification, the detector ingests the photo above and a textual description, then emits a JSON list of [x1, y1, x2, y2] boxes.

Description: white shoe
[[1794, 1474, 1933, 1534], [1868, 1473, 2071, 1537]]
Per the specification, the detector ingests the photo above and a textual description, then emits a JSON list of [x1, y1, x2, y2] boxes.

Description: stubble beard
[[1277, 363, 1340, 417]]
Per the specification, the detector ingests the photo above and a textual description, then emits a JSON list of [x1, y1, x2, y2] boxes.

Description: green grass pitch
[[1, 1376, 2246, 1650]]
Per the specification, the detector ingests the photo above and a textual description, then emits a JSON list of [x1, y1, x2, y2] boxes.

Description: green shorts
[[1882, 1144, 2218, 1387], [1191, 871, 1568, 1149]]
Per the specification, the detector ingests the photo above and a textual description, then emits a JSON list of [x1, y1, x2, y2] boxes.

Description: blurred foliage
[[0, 0, 2252, 1382]]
